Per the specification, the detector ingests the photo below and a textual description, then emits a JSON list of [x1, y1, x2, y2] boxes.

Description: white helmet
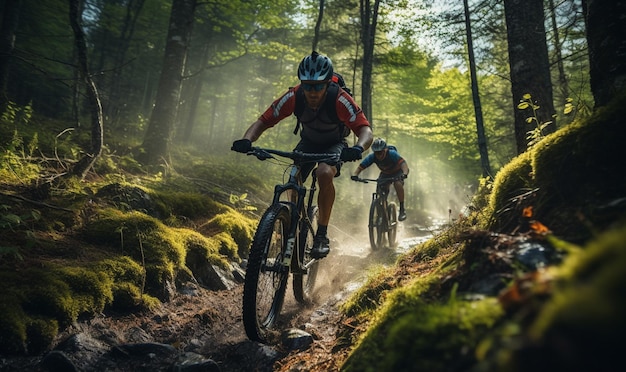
[[372, 138, 387, 152], [298, 51, 334, 81]]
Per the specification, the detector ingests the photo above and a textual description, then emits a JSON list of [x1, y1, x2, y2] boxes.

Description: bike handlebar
[[246, 147, 341, 163], [352, 175, 406, 184]]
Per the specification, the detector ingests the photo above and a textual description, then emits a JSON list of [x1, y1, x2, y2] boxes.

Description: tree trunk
[[463, 0, 492, 178], [504, 0, 556, 154], [312, 0, 325, 52], [139, 0, 196, 165], [360, 0, 380, 128], [585, 0, 626, 109], [0, 0, 21, 113], [68, 0, 104, 180], [548, 0, 569, 108]]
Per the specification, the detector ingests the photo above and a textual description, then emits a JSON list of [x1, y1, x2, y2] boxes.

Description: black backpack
[[292, 72, 354, 137]]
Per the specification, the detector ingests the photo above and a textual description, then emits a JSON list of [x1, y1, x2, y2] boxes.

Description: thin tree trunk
[[548, 0, 569, 107], [69, 0, 104, 180], [463, 0, 492, 178], [360, 0, 380, 127], [312, 0, 325, 52]]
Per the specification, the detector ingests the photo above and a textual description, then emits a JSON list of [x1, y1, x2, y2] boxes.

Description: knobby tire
[[242, 204, 290, 343], [369, 199, 384, 250]]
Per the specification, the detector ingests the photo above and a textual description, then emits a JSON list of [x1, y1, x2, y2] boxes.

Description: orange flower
[[530, 221, 550, 234], [522, 206, 533, 218]]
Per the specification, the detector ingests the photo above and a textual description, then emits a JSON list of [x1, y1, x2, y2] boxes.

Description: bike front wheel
[[293, 206, 319, 304], [369, 200, 384, 250], [387, 203, 398, 247], [242, 203, 290, 343]]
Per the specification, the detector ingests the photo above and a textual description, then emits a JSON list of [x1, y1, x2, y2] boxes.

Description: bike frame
[[371, 182, 391, 231], [354, 176, 400, 250], [271, 164, 317, 273]]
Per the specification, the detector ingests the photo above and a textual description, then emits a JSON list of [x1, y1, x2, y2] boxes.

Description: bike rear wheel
[[293, 206, 319, 303], [368, 200, 384, 250], [242, 204, 290, 343], [387, 203, 398, 247]]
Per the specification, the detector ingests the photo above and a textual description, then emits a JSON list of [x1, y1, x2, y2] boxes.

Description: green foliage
[[25, 317, 59, 354], [486, 151, 533, 225], [200, 210, 257, 259], [154, 190, 229, 220], [0, 300, 28, 354], [343, 290, 503, 372], [517, 93, 553, 149]]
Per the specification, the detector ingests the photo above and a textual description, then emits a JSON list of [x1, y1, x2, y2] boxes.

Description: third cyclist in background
[[351, 138, 410, 221]]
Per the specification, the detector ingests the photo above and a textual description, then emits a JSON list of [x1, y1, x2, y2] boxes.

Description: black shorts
[[294, 140, 347, 181], [379, 170, 404, 191]]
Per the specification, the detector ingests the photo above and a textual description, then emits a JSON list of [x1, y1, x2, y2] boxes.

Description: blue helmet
[[298, 51, 333, 81]]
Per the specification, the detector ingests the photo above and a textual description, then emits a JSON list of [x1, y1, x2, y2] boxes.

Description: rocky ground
[[0, 225, 430, 372]]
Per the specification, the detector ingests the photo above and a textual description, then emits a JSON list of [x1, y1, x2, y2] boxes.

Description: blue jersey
[[359, 148, 406, 175]]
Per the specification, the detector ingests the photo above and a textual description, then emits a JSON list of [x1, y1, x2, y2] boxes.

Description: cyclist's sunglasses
[[301, 82, 328, 91]]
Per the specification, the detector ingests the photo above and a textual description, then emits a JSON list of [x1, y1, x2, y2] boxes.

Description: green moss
[[488, 152, 534, 224], [0, 300, 28, 354], [56, 266, 114, 313], [19, 266, 112, 326], [342, 297, 503, 372], [532, 96, 626, 206], [96, 256, 145, 283], [110, 282, 144, 310], [26, 317, 58, 354], [201, 210, 256, 258], [341, 266, 394, 317], [154, 190, 229, 220]]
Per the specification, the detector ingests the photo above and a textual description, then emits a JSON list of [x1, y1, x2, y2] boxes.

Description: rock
[[172, 352, 221, 371], [112, 342, 177, 357], [281, 328, 313, 351], [40, 350, 78, 372]]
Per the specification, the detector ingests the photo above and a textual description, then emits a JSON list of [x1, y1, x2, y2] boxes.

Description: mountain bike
[[352, 176, 402, 250], [239, 147, 340, 343]]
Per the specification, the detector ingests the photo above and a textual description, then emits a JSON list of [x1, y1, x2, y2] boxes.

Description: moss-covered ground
[[325, 92, 626, 371]]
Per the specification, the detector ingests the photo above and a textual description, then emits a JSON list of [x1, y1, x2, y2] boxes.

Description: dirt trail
[[1, 226, 427, 371]]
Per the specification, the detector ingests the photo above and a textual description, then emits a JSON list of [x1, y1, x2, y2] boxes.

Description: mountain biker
[[231, 51, 373, 259], [351, 138, 410, 221]]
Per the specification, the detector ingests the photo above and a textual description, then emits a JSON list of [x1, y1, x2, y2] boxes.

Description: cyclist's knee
[[316, 164, 337, 181]]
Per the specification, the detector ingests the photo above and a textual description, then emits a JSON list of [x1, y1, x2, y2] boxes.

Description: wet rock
[[515, 241, 560, 270], [124, 326, 152, 343], [172, 352, 221, 371], [186, 250, 240, 290], [281, 328, 313, 351]]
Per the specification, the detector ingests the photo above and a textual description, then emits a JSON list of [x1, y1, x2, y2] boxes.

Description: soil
[[0, 225, 429, 372]]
